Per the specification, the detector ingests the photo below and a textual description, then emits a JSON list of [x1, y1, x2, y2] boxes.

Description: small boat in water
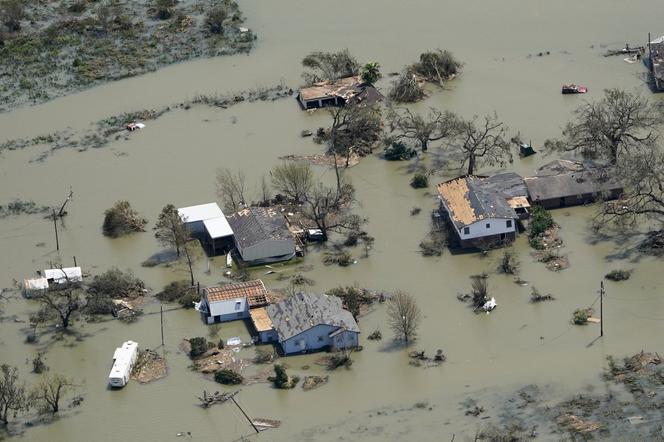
[[561, 84, 587, 94]]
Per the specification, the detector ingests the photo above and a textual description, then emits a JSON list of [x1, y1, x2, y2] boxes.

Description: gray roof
[[480, 172, 528, 199], [226, 207, 292, 248], [525, 160, 622, 202], [266, 293, 359, 342]]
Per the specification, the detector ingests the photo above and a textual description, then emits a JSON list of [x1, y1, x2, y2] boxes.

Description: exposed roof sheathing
[[249, 307, 273, 332], [204, 280, 269, 307]]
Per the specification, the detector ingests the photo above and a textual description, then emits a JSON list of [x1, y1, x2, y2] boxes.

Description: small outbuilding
[[524, 160, 623, 209], [177, 203, 234, 254], [262, 293, 359, 355], [197, 279, 269, 324], [226, 207, 296, 264]]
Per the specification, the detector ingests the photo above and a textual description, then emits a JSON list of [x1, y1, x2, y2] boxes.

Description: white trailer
[[108, 341, 139, 388]]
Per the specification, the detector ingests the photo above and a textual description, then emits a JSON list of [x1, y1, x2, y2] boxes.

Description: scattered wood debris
[[131, 349, 167, 384], [302, 375, 329, 391]]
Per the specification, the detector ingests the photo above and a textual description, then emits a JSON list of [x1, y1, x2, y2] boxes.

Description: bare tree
[[386, 291, 421, 343], [216, 168, 247, 212], [182, 239, 197, 286], [34, 284, 87, 330], [302, 179, 364, 241], [0, 364, 29, 427], [271, 162, 313, 203], [545, 89, 664, 165], [301, 49, 359, 84], [327, 104, 382, 166], [450, 113, 512, 175], [32, 374, 76, 414], [595, 148, 664, 227], [388, 107, 459, 152], [154, 204, 189, 257], [258, 174, 272, 206]]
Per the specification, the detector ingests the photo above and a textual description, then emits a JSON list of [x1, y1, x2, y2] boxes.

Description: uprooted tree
[[388, 107, 459, 152], [301, 49, 359, 84], [411, 49, 462, 86], [102, 201, 147, 238], [448, 112, 512, 175], [154, 204, 190, 257], [388, 68, 425, 103], [544, 88, 664, 165], [386, 291, 421, 344]]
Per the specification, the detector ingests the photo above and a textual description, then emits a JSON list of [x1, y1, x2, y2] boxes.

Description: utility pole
[[230, 395, 259, 434], [600, 281, 605, 338], [160, 305, 165, 347], [52, 209, 59, 251]]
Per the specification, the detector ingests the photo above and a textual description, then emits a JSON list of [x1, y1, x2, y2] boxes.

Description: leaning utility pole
[[52, 209, 60, 251], [230, 396, 259, 434], [600, 281, 605, 338], [160, 305, 165, 347]]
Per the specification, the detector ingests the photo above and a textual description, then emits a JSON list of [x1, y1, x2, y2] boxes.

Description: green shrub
[[410, 173, 428, 189], [271, 364, 298, 389], [156, 280, 199, 307], [102, 201, 147, 238], [529, 206, 554, 239], [189, 337, 209, 358], [605, 269, 631, 281], [572, 309, 589, 325], [384, 141, 416, 161], [205, 7, 227, 34], [215, 369, 243, 385]]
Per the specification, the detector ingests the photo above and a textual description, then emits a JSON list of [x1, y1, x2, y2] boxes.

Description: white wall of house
[[280, 324, 358, 355], [457, 217, 515, 240], [238, 239, 296, 263], [206, 296, 249, 324]]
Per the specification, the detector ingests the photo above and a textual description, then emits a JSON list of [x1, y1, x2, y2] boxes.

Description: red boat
[[561, 84, 588, 94]]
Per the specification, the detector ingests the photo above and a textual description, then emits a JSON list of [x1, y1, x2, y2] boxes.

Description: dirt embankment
[[0, 0, 255, 112]]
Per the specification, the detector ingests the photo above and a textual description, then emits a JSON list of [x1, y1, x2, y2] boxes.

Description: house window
[[486, 223, 491, 229], [234, 301, 241, 311], [506, 220, 512, 228], [463, 227, 470, 235], [318, 336, 324, 342]]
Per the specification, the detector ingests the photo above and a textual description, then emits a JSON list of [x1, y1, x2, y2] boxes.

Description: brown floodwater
[[1, 0, 664, 440]]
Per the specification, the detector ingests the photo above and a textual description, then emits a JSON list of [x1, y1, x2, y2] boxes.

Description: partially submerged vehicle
[[109, 340, 139, 388], [561, 84, 587, 94], [126, 122, 145, 131]]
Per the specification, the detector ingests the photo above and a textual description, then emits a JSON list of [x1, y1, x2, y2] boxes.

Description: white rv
[[108, 341, 139, 388]]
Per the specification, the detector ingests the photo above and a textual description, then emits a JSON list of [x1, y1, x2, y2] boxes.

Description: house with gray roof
[[226, 207, 296, 264], [436, 173, 529, 249], [254, 293, 359, 355], [524, 160, 622, 209]]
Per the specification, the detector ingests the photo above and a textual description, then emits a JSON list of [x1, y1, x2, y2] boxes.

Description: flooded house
[[196, 279, 269, 324], [24, 266, 83, 297], [252, 293, 359, 355], [436, 174, 527, 249], [648, 35, 664, 91], [226, 207, 296, 264], [524, 160, 623, 209], [177, 203, 234, 255], [297, 76, 383, 110]]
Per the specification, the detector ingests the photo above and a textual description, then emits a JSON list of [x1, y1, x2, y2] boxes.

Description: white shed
[[42, 267, 82, 285], [178, 203, 225, 235]]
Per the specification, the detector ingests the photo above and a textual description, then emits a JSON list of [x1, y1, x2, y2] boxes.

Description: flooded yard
[[1, 0, 664, 440]]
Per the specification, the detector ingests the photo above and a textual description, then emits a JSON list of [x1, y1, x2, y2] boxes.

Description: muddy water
[[1, 0, 664, 440]]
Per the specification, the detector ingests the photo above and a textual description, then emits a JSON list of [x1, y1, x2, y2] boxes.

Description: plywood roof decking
[[204, 280, 269, 307], [250, 307, 273, 332], [437, 178, 477, 225], [507, 196, 531, 209]]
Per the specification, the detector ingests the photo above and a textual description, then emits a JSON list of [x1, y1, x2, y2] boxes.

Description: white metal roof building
[[177, 202, 235, 255], [42, 267, 83, 284]]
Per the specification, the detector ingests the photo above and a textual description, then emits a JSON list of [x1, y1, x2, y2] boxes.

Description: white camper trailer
[[108, 341, 139, 388]]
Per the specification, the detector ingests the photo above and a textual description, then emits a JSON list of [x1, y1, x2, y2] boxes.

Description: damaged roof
[[266, 293, 359, 342], [226, 207, 293, 248], [436, 175, 519, 229], [204, 279, 269, 307], [299, 76, 383, 105], [524, 160, 622, 202]]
